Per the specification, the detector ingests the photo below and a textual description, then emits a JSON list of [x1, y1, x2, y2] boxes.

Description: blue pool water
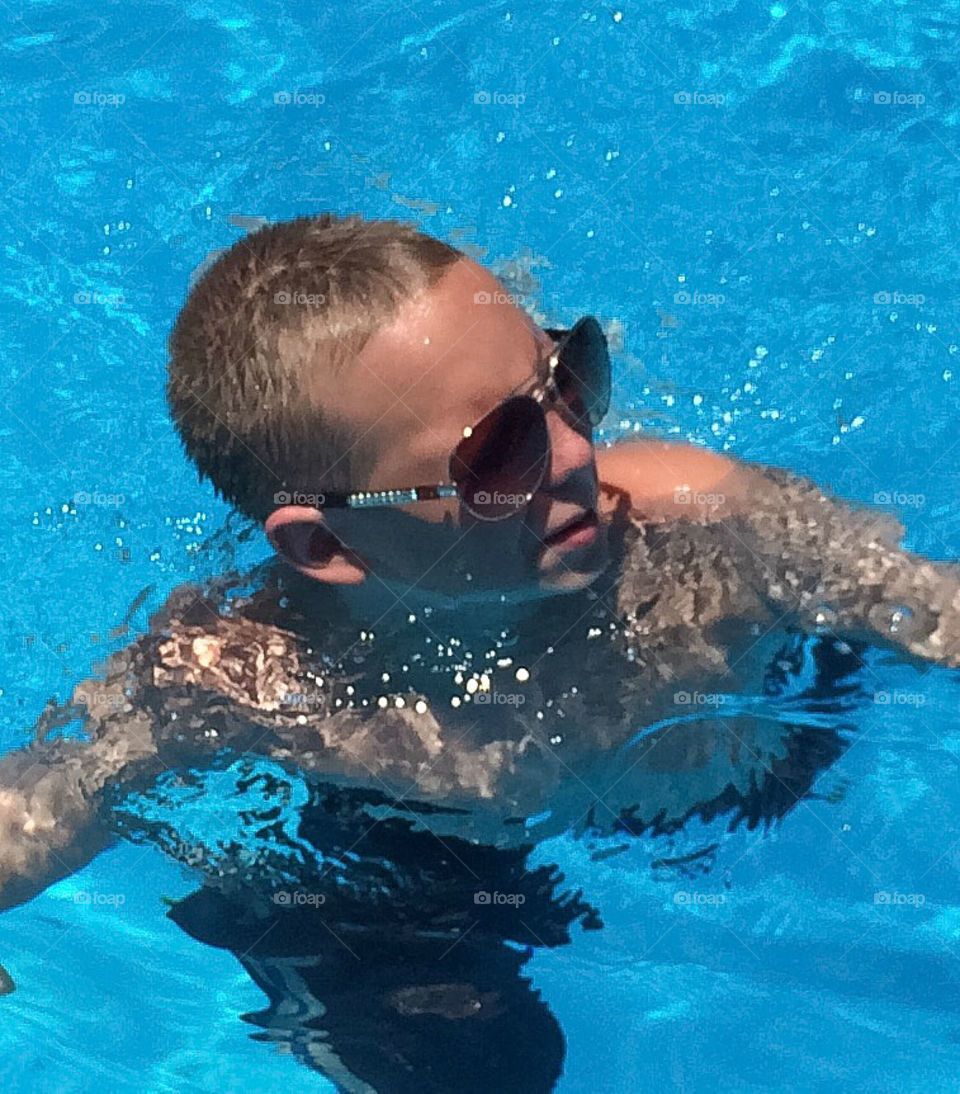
[[2, 1, 960, 1090]]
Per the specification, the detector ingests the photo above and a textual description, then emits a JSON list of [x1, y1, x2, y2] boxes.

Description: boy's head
[[168, 214, 608, 609]]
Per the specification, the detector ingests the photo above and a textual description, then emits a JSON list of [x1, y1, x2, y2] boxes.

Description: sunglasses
[[309, 315, 611, 522]]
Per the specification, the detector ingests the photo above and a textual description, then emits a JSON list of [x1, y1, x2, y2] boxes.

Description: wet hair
[[167, 213, 464, 523]]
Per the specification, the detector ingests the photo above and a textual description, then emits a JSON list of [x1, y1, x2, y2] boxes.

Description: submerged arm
[[714, 463, 960, 668], [0, 659, 161, 913]]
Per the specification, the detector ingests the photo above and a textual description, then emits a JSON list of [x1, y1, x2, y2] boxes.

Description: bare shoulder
[[596, 438, 755, 520], [151, 614, 305, 712]]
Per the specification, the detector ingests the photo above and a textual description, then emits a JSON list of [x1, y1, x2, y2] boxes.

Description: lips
[[543, 508, 599, 546]]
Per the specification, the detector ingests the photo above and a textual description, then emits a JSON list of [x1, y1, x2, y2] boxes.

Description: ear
[[264, 506, 368, 586]]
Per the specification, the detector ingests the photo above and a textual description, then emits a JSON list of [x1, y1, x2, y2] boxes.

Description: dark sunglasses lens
[[450, 397, 548, 520], [552, 318, 611, 427]]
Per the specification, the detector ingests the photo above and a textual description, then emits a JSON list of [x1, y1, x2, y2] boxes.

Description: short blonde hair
[[167, 213, 463, 523]]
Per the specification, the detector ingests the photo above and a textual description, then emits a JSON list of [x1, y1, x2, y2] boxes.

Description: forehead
[[328, 258, 550, 459]]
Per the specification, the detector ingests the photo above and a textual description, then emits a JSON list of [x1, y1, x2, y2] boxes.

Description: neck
[[333, 574, 540, 636], [271, 550, 625, 657], [275, 563, 586, 646]]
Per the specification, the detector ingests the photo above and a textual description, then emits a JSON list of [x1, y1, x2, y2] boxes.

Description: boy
[[0, 214, 957, 1088]]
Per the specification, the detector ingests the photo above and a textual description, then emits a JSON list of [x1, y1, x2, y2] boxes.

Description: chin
[[540, 565, 605, 595], [537, 531, 610, 591]]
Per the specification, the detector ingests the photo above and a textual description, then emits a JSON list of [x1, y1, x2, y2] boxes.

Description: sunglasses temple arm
[[339, 484, 460, 509]]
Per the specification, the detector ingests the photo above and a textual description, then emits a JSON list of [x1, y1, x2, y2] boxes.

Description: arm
[[600, 439, 960, 667], [0, 656, 161, 912], [0, 573, 285, 912], [717, 462, 960, 668]]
